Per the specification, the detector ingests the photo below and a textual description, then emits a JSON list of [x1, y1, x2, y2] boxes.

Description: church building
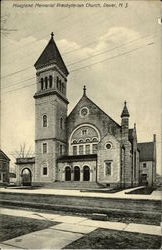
[[16, 33, 156, 188]]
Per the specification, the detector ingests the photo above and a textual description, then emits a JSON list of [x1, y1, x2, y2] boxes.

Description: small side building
[[15, 157, 35, 186], [138, 135, 156, 186], [0, 149, 10, 185]]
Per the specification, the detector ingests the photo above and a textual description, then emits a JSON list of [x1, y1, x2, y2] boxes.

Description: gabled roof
[[138, 142, 154, 161], [0, 150, 10, 161], [34, 33, 69, 76], [68, 91, 121, 128]]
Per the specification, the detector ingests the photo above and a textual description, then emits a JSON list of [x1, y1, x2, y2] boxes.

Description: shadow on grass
[[0, 214, 58, 242], [64, 228, 161, 249]]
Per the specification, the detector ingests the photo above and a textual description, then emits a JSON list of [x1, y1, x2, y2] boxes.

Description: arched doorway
[[65, 166, 71, 181], [21, 168, 32, 186], [74, 166, 80, 181], [83, 166, 90, 181]]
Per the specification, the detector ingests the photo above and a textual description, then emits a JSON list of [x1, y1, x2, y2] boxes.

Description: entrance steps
[[41, 181, 105, 190]]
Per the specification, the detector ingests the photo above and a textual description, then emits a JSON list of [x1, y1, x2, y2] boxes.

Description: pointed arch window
[[49, 75, 53, 88], [41, 78, 44, 90], [60, 118, 63, 129], [45, 77, 48, 89], [43, 115, 48, 127]]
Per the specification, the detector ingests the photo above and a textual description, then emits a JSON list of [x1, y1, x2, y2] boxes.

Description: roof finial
[[51, 32, 54, 39], [83, 85, 86, 95], [121, 100, 130, 118]]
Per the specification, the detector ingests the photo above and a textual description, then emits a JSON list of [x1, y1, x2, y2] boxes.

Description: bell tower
[[33, 33, 69, 184]]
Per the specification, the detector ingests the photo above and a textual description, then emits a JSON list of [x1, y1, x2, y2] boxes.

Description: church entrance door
[[74, 166, 80, 181], [22, 168, 32, 186], [83, 166, 90, 181], [65, 166, 71, 181]]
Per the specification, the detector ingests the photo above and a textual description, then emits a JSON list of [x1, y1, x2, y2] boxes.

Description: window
[[72, 140, 77, 144], [41, 78, 44, 90], [105, 161, 112, 176], [43, 115, 47, 127], [106, 143, 112, 149], [85, 144, 90, 154], [73, 146, 77, 155], [49, 75, 52, 88], [92, 137, 98, 142], [79, 145, 84, 155], [60, 145, 63, 155], [56, 76, 59, 89], [43, 167, 47, 175], [45, 77, 48, 89], [82, 129, 87, 135], [143, 163, 147, 168], [43, 143, 47, 154], [60, 118, 63, 129], [62, 82, 64, 93], [92, 144, 97, 154]]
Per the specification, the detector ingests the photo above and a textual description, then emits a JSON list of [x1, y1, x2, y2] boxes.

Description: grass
[[126, 187, 156, 195], [64, 228, 161, 249], [1, 204, 161, 226], [0, 214, 58, 242]]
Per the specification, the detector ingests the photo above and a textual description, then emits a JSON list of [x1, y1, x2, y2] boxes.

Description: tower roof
[[121, 101, 130, 118], [34, 33, 69, 75]]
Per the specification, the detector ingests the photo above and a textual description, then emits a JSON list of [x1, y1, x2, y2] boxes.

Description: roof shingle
[[138, 142, 155, 161], [34, 35, 69, 75]]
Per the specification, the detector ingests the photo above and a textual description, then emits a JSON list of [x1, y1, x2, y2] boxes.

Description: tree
[[11, 142, 34, 159]]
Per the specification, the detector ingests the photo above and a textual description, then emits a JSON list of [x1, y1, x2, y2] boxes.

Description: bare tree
[[11, 142, 34, 159]]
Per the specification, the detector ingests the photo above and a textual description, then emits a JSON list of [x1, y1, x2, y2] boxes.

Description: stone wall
[[97, 134, 120, 186], [140, 161, 154, 186], [58, 160, 97, 182]]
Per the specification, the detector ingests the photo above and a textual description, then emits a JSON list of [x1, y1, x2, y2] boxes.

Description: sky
[[1, 0, 161, 174]]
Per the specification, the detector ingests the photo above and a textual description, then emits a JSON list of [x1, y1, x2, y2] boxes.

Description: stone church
[[16, 33, 156, 188]]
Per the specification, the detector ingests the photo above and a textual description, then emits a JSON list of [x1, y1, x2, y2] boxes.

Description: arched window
[[49, 75, 52, 88], [74, 166, 80, 181], [83, 166, 90, 181], [60, 118, 63, 129], [45, 77, 48, 89], [56, 77, 59, 89], [41, 78, 44, 90], [65, 166, 71, 181], [62, 82, 64, 93], [43, 115, 47, 127]]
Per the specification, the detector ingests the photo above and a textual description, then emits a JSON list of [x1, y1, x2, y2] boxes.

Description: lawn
[[64, 228, 161, 249], [0, 214, 58, 242], [126, 187, 156, 195]]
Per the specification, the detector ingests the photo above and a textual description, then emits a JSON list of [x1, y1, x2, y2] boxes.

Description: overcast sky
[[1, 0, 161, 174]]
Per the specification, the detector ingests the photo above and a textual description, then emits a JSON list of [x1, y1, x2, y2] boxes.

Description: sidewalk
[[0, 187, 161, 200], [0, 208, 161, 249]]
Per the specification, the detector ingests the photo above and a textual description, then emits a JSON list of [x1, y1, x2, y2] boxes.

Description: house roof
[[0, 150, 10, 161], [138, 142, 155, 161], [34, 33, 69, 76]]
